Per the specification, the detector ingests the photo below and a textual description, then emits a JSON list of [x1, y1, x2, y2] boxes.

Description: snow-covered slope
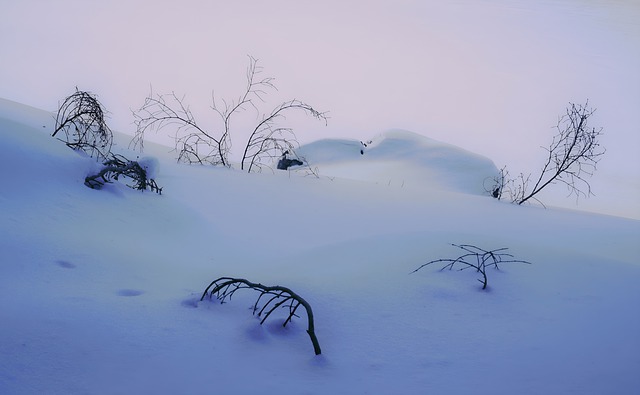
[[1, 100, 639, 395], [297, 130, 498, 194]]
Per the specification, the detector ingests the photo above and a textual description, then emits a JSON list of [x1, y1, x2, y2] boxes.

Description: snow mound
[[297, 129, 498, 195]]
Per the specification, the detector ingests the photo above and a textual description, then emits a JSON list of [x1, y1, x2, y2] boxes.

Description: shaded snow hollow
[[1, 98, 639, 395]]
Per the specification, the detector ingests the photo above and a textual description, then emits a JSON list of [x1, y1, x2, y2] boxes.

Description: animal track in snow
[[55, 260, 76, 269], [117, 289, 144, 297], [181, 298, 199, 308]]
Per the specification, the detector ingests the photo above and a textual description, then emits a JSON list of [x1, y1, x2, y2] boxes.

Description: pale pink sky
[[1, 0, 639, 217]]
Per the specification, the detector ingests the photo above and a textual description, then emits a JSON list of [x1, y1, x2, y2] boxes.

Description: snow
[[297, 130, 499, 194], [1, 99, 639, 394], [136, 157, 159, 180]]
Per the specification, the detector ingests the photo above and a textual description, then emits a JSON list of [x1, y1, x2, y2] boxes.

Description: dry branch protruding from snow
[[201, 277, 321, 355], [412, 244, 531, 290]]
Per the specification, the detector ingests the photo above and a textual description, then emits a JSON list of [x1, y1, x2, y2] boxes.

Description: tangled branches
[[201, 277, 321, 355], [412, 244, 530, 290], [85, 154, 162, 194], [53, 88, 113, 160]]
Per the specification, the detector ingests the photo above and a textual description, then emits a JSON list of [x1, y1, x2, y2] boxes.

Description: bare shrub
[[201, 277, 321, 355], [131, 56, 328, 172], [412, 244, 530, 290], [85, 153, 162, 194], [52, 88, 113, 160]]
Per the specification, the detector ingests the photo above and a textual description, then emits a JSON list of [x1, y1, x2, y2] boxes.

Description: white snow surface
[[1, 99, 639, 394], [297, 130, 499, 194]]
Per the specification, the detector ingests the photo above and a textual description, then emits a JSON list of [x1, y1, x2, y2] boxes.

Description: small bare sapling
[[412, 244, 531, 290]]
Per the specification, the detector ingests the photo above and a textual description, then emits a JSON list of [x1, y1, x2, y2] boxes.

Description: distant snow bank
[[297, 129, 499, 195]]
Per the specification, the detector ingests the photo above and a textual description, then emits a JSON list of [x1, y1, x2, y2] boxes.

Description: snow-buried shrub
[[84, 153, 162, 194]]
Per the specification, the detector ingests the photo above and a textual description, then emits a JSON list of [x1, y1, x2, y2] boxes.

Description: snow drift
[[297, 129, 498, 194]]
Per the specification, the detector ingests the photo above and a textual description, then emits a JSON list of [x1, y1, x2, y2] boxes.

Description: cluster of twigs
[[85, 153, 162, 194], [412, 244, 530, 290], [52, 88, 113, 160], [201, 277, 321, 355]]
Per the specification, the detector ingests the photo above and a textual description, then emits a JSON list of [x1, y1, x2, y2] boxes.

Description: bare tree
[[492, 102, 605, 205], [131, 56, 327, 172], [242, 99, 328, 172], [201, 277, 322, 355], [131, 90, 229, 166], [53, 88, 113, 160], [210, 55, 276, 168]]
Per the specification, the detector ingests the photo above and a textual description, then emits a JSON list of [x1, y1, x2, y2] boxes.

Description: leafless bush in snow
[[84, 153, 162, 194], [53, 88, 113, 160], [412, 244, 531, 290], [201, 276, 321, 355]]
